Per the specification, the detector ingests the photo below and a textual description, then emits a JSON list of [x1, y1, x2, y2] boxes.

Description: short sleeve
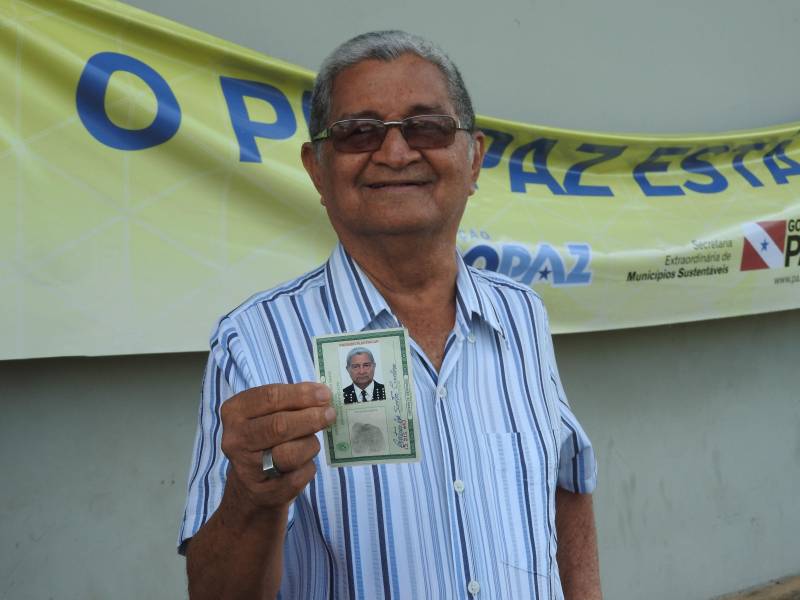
[[177, 351, 235, 555], [541, 311, 597, 494], [177, 315, 253, 554], [556, 401, 597, 494], [177, 315, 298, 554]]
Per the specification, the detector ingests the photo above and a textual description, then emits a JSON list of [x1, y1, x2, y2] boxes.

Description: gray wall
[[3, 0, 800, 599], [0, 353, 201, 600], [120, 0, 800, 134], [556, 311, 800, 598]]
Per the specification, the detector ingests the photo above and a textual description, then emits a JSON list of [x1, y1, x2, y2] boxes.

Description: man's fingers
[[229, 382, 332, 419], [268, 435, 321, 474], [220, 383, 333, 485], [235, 436, 321, 474], [229, 455, 318, 509], [243, 406, 336, 451]]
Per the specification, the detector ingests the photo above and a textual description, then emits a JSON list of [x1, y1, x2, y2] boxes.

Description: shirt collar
[[324, 242, 506, 339], [324, 243, 393, 333], [453, 251, 506, 339]]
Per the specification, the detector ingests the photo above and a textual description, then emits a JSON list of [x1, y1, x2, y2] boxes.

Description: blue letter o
[[76, 52, 181, 150]]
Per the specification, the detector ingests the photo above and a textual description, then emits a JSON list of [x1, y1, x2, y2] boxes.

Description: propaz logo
[[463, 242, 592, 287], [740, 221, 787, 271]]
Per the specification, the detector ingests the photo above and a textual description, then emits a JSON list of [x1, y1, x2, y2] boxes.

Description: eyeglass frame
[[311, 114, 472, 152]]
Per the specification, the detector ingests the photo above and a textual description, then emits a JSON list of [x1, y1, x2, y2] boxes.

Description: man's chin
[[353, 217, 448, 238]]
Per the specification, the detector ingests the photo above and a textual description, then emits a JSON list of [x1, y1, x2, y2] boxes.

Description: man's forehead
[[329, 54, 454, 121], [348, 353, 373, 363]]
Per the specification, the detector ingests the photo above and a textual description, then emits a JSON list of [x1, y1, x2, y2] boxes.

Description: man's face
[[346, 353, 376, 388], [302, 53, 485, 243]]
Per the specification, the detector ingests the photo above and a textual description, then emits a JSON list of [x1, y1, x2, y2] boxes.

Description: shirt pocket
[[482, 431, 557, 582]]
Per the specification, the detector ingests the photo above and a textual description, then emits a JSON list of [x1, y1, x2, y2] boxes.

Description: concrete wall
[[555, 311, 800, 598], [1, 354, 201, 600], [3, 1, 799, 598], [123, 0, 800, 134]]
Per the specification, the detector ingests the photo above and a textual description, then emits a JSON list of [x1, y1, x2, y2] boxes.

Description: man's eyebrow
[[406, 103, 449, 116], [337, 110, 382, 121]]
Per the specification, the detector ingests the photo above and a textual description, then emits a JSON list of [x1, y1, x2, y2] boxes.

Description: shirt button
[[453, 479, 465, 494], [436, 386, 447, 399], [467, 332, 476, 344], [467, 580, 480, 595]]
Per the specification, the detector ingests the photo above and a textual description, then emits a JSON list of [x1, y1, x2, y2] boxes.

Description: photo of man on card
[[342, 346, 386, 404]]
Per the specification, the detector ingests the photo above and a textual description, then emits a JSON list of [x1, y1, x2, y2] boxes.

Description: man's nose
[[370, 126, 420, 168]]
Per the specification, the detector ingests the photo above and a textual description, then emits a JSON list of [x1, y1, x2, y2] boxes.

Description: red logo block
[[740, 221, 786, 271]]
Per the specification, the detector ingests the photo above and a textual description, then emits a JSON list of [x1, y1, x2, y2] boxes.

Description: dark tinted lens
[[330, 120, 385, 152], [401, 115, 456, 149]]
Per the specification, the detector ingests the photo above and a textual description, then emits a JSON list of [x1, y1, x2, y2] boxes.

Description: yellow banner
[[2, 0, 799, 359]]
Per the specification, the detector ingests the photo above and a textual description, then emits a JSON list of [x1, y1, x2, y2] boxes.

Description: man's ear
[[468, 130, 486, 195], [301, 142, 326, 203]]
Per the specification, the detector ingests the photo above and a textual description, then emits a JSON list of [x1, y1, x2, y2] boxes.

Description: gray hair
[[346, 346, 375, 368], [308, 30, 476, 139]]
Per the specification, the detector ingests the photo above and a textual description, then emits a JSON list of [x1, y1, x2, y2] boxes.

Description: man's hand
[[186, 383, 335, 600], [220, 382, 336, 511]]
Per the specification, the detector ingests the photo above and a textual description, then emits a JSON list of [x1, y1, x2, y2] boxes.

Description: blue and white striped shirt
[[179, 243, 597, 600]]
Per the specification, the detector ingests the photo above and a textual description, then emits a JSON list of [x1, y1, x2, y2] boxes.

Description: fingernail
[[315, 386, 330, 402], [324, 407, 336, 422]]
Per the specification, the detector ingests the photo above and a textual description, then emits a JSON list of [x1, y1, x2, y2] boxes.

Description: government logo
[[740, 221, 787, 271]]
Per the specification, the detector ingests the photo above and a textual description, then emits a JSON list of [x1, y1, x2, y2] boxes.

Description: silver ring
[[262, 448, 282, 479]]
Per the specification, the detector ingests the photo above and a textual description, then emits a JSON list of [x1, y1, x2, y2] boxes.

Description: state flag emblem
[[740, 220, 786, 271]]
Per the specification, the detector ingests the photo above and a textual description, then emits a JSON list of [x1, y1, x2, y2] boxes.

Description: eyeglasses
[[312, 114, 470, 153]]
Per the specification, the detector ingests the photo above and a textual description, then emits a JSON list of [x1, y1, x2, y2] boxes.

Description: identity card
[[313, 328, 420, 467]]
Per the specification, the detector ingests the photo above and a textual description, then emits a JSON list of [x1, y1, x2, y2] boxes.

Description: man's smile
[[363, 178, 433, 189]]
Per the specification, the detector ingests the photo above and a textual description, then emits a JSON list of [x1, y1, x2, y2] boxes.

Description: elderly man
[[342, 347, 386, 403], [180, 30, 601, 600]]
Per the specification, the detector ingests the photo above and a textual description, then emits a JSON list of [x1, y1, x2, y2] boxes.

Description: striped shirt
[[179, 243, 597, 600]]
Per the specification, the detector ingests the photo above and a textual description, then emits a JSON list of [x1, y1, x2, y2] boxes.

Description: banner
[[2, 0, 799, 360]]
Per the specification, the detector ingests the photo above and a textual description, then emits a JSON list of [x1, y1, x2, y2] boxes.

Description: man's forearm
[[186, 472, 288, 600], [555, 487, 602, 600]]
